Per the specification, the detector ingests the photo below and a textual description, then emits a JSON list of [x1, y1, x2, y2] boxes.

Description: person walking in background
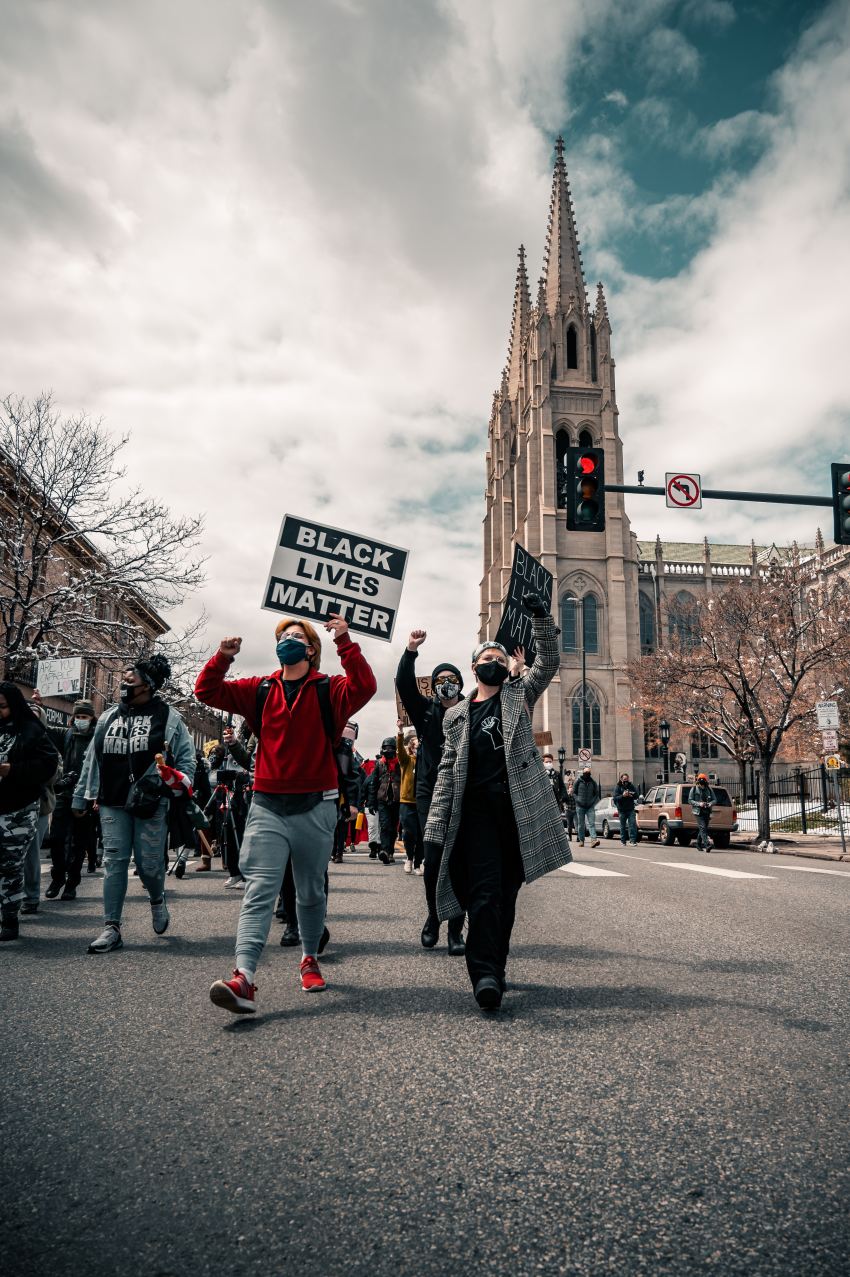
[[613, 772, 639, 846], [396, 721, 423, 875], [542, 752, 568, 813], [201, 614, 376, 1014], [43, 699, 98, 903], [395, 630, 466, 955], [0, 683, 60, 942], [690, 773, 716, 853], [366, 737, 402, 865], [573, 765, 601, 848], [563, 774, 577, 838], [423, 593, 572, 1011], [75, 653, 196, 954]]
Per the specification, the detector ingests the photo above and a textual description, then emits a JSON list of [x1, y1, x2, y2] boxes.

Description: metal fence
[[636, 764, 849, 838]]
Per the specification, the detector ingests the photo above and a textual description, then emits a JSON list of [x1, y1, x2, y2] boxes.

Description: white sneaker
[[88, 924, 123, 954], [224, 876, 243, 889], [404, 860, 413, 874], [415, 865, 424, 876]]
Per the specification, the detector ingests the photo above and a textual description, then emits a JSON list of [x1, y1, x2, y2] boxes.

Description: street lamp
[[557, 745, 566, 785], [660, 718, 671, 783]]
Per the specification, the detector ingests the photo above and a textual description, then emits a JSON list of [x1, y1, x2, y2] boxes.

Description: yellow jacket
[[396, 732, 417, 805]]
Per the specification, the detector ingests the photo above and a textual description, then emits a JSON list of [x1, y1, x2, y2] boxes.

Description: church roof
[[636, 540, 814, 565]]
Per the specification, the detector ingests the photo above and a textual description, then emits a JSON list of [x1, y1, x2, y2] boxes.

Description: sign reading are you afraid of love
[[493, 542, 554, 666], [262, 515, 409, 643]]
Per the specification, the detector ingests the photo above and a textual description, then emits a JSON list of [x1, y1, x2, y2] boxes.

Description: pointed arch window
[[639, 592, 656, 653], [590, 321, 598, 382], [566, 324, 578, 370], [578, 428, 593, 447], [668, 590, 699, 649], [572, 684, 602, 755], [560, 592, 600, 655], [556, 429, 570, 509]]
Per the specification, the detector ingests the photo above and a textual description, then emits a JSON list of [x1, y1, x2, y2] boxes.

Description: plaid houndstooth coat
[[424, 615, 573, 921]]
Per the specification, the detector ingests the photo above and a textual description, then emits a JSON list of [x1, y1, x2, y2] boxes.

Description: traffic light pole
[[604, 484, 833, 508]]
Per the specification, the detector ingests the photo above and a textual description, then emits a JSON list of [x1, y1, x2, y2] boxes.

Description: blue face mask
[[276, 636, 310, 667]]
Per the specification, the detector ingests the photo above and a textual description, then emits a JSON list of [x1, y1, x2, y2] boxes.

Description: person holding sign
[[423, 594, 572, 1011], [198, 614, 376, 1014], [395, 632, 466, 956]]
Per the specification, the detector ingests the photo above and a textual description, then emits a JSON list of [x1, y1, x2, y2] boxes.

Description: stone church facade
[[479, 139, 836, 787]]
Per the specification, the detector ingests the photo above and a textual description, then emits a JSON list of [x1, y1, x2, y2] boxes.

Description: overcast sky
[[2, 0, 849, 749]]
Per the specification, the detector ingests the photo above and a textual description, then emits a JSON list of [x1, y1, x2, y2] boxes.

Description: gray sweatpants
[[235, 792, 337, 972]]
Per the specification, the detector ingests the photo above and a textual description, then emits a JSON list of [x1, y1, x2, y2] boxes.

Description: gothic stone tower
[[480, 138, 644, 783]]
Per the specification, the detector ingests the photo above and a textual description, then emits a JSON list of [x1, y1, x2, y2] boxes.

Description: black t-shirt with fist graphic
[[467, 696, 507, 789]]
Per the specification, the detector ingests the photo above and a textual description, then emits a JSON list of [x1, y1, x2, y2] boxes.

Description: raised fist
[[522, 592, 549, 619], [408, 629, 427, 652], [219, 636, 242, 658]]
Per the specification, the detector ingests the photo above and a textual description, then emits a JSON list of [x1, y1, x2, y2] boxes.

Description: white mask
[[73, 717, 91, 731]]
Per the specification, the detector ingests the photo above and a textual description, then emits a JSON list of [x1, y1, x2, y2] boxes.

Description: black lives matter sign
[[262, 515, 409, 642], [493, 542, 553, 665]]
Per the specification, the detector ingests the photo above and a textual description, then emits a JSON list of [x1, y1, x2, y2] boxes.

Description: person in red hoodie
[[198, 614, 376, 1014]]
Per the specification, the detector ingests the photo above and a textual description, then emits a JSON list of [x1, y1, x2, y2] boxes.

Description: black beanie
[[431, 662, 464, 691], [134, 652, 171, 691]]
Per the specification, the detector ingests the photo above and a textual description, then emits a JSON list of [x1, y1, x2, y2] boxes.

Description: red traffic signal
[[566, 447, 606, 532]]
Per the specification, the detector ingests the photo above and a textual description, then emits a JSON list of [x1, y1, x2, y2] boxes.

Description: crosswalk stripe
[[560, 862, 628, 878], [770, 864, 850, 877], [661, 862, 775, 880]]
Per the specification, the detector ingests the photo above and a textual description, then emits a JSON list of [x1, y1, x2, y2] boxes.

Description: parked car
[[596, 796, 620, 840], [636, 783, 738, 848]]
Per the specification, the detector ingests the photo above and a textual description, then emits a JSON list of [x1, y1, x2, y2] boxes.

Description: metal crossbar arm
[[605, 484, 833, 508]]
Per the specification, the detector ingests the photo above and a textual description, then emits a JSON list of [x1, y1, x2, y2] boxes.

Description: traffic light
[[566, 446, 606, 532], [832, 463, 850, 545]]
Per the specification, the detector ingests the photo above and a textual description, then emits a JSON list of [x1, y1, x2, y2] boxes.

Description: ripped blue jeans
[[99, 801, 168, 925]]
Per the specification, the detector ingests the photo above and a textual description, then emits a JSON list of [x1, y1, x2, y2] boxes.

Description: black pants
[[277, 858, 330, 927], [399, 803, 423, 867], [448, 787, 524, 988], [377, 801, 400, 856], [50, 801, 97, 886], [418, 793, 464, 939]]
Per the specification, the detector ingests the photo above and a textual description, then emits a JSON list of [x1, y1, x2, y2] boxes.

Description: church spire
[[506, 244, 531, 398], [542, 136, 586, 317]]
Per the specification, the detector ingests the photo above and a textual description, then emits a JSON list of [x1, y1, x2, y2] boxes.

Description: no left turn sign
[[666, 472, 702, 509]]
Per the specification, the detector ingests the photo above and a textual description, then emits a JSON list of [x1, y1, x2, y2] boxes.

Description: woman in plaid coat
[[423, 595, 572, 1010]]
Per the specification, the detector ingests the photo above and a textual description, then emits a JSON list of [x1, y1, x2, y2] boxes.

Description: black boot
[[280, 922, 300, 947], [420, 916, 439, 949], [447, 919, 466, 956], [0, 912, 20, 942], [45, 879, 64, 899]]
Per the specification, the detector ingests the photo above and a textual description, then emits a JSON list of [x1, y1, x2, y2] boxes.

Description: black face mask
[[120, 682, 145, 706], [475, 661, 509, 687]]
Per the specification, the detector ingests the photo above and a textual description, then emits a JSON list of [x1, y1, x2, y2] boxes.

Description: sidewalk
[[732, 833, 849, 863]]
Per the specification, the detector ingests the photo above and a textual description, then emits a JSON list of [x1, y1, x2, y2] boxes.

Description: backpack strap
[[314, 676, 338, 749], [255, 678, 273, 736]]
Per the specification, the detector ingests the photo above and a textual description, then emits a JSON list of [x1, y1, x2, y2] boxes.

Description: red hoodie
[[194, 632, 377, 795]]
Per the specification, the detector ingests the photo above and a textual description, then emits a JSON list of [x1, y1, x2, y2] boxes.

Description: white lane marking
[[560, 862, 628, 878], [662, 862, 775, 880], [769, 864, 850, 877]]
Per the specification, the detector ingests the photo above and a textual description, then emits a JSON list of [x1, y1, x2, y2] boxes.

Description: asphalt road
[[3, 840, 849, 1277]]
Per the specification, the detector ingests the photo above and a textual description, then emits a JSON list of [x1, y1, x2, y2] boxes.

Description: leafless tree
[[629, 561, 850, 842], [1, 393, 205, 679]]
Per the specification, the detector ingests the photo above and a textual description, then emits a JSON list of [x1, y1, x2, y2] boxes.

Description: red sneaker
[[300, 955, 326, 992], [209, 969, 257, 1014]]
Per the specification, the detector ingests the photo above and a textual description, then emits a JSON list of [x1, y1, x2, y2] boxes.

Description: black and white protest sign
[[493, 542, 554, 665], [262, 515, 408, 642]]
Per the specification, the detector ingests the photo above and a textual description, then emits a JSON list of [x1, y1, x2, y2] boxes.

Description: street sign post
[[665, 473, 702, 509], [816, 701, 840, 730], [825, 756, 842, 770], [821, 729, 839, 753], [577, 747, 592, 766]]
